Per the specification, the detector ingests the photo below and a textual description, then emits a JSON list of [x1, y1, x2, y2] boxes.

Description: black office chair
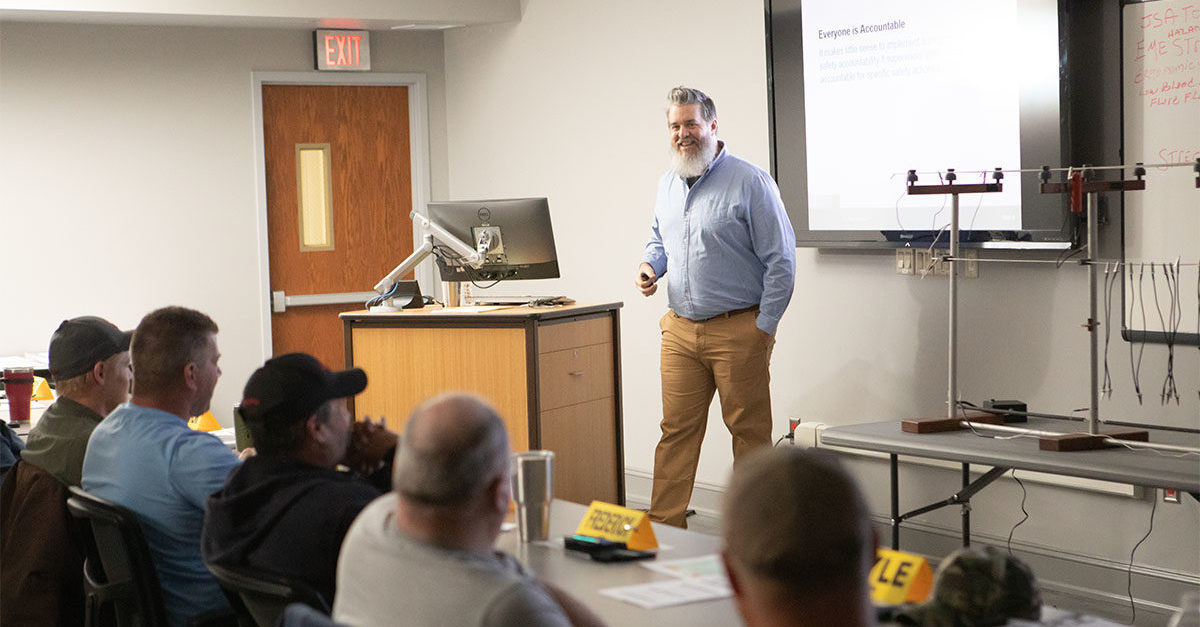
[[66, 485, 171, 627], [206, 562, 330, 627]]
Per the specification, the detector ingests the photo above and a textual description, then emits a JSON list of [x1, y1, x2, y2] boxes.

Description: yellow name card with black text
[[573, 501, 658, 551], [869, 548, 933, 604]]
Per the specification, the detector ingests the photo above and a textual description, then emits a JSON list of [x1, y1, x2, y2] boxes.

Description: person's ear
[[91, 359, 106, 385], [486, 473, 509, 512], [182, 361, 199, 391], [306, 414, 326, 442], [721, 550, 743, 597]]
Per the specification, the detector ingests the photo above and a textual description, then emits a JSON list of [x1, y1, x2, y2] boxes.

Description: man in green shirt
[[20, 316, 133, 485], [0, 315, 132, 627]]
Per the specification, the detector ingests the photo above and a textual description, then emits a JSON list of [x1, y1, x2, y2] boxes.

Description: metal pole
[[1087, 192, 1100, 435], [949, 193, 960, 418]]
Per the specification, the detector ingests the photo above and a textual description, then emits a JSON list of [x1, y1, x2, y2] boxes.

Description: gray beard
[[669, 136, 717, 179]]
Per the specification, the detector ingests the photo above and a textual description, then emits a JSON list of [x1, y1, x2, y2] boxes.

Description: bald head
[[392, 393, 510, 506], [724, 447, 874, 596]]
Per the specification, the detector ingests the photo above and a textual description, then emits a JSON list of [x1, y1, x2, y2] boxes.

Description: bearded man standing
[[635, 86, 795, 528]]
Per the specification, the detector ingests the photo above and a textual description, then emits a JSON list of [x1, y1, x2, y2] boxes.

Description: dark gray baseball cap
[[48, 316, 132, 381]]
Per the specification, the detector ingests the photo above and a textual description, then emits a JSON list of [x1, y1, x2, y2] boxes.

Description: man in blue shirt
[[82, 306, 239, 626], [637, 86, 796, 528]]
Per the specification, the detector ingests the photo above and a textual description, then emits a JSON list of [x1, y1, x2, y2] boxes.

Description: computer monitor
[[425, 198, 560, 283]]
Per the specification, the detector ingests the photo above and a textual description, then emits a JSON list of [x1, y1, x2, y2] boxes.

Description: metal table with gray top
[[818, 418, 1200, 549], [495, 499, 740, 626]]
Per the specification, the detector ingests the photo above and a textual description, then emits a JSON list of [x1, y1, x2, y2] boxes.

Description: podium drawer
[[538, 343, 614, 410]]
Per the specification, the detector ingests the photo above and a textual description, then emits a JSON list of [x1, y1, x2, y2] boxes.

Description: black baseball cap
[[48, 316, 133, 381], [239, 353, 367, 423]]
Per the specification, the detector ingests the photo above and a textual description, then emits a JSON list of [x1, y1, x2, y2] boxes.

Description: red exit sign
[[315, 30, 371, 71]]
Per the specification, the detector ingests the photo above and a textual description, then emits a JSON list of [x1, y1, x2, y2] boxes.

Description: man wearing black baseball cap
[[1, 315, 132, 627], [202, 352, 397, 607]]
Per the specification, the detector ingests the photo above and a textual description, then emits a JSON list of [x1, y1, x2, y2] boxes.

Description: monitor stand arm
[[370, 211, 485, 311]]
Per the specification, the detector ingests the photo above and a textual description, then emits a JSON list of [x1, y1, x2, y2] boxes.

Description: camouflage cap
[[894, 546, 1041, 627]]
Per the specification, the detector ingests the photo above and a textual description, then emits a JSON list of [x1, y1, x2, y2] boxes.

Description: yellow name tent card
[[573, 501, 658, 551], [31, 376, 54, 401], [869, 548, 933, 604]]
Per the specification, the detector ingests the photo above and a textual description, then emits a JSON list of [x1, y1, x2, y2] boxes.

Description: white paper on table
[[639, 554, 725, 579], [599, 574, 731, 609]]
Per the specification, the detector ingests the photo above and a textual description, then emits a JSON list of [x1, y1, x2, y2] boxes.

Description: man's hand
[[342, 417, 398, 476], [635, 263, 658, 297]]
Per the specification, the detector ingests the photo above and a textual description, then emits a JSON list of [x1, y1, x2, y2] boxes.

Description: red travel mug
[[3, 367, 34, 424]]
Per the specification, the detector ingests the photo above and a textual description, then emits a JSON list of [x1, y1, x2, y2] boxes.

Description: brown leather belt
[[686, 305, 759, 323]]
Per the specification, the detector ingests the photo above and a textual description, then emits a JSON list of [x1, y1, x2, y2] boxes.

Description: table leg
[[961, 463, 970, 546], [891, 453, 900, 549]]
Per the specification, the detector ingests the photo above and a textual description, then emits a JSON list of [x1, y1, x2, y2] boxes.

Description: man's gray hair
[[392, 393, 509, 506], [723, 447, 873, 591], [667, 86, 717, 122]]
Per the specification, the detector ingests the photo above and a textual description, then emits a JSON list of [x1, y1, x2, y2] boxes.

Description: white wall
[[0, 22, 449, 419], [441, 0, 1198, 604]]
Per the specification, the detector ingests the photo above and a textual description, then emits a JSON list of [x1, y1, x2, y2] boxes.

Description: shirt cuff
[[642, 255, 667, 279], [756, 312, 780, 335]]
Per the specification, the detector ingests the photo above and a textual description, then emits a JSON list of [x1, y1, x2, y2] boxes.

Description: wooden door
[[263, 84, 414, 368]]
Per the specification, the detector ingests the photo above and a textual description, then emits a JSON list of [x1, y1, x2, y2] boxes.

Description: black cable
[[1102, 263, 1118, 397], [1055, 246, 1084, 268], [1163, 261, 1179, 404], [1126, 496, 1157, 624], [1129, 264, 1146, 405], [1151, 263, 1180, 404], [1006, 470, 1029, 556]]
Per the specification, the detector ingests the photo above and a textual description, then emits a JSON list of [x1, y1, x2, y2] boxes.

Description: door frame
[[250, 71, 433, 359]]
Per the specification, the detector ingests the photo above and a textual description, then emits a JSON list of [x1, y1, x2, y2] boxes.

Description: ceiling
[[0, 0, 522, 31]]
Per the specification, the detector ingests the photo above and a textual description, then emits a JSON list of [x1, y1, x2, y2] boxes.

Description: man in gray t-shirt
[[333, 393, 603, 627]]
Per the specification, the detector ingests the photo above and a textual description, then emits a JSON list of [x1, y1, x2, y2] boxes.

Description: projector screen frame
[[764, 0, 1119, 250]]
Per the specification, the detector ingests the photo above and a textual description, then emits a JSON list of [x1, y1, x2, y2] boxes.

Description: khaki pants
[[648, 309, 775, 528]]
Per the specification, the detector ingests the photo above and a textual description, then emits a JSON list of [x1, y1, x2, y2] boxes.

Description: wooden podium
[[341, 302, 624, 505]]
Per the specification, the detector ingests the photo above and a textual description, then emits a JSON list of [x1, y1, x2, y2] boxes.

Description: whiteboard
[[1121, 0, 1200, 344]]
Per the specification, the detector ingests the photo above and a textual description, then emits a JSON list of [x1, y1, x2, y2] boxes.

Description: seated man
[[889, 545, 1042, 626], [332, 393, 603, 627], [202, 352, 397, 606], [1, 315, 132, 627], [721, 447, 878, 627], [82, 306, 240, 626]]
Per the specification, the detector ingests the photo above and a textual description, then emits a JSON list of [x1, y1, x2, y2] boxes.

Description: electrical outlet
[[895, 249, 914, 275], [1163, 488, 1181, 503], [963, 248, 979, 278], [914, 249, 933, 277]]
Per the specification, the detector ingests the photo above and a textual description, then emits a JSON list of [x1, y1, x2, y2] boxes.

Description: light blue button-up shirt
[[82, 402, 240, 627], [642, 144, 796, 334]]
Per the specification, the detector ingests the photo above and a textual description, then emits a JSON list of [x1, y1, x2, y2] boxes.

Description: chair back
[[0, 459, 87, 626], [66, 485, 170, 627], [206, 562, 330, 627]]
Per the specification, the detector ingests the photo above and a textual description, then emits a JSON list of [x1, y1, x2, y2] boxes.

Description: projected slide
[[801, 0, 1025, 232]]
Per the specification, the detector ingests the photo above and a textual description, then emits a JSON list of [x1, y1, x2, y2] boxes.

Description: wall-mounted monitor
[[766, 0, 1117, 249]]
